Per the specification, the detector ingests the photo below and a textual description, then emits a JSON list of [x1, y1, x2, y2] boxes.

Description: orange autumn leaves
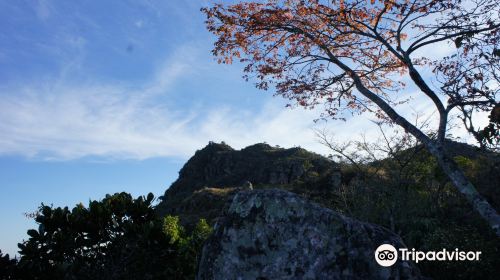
[[202, 1, 424, 116]]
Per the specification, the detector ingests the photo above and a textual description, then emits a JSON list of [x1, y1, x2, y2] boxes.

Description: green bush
[[4, 193, 211, 280], [330, 154, 500, 280]]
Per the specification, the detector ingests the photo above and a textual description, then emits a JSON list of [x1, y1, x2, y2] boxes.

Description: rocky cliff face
[[197, 189, 423, 280], [156, 142, 341, 222]]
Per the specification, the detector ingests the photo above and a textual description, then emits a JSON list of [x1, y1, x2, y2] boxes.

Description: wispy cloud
[[0, 42, 396, 162], [0, 1, 399, 161], [0, 30, 483, 162], [0, 45, 197, 160], [0, 80, 332, 160], [1, 55, 482, 162], [34, 0, 52, 21]]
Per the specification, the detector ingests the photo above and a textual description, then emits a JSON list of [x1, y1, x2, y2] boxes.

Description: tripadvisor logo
[[375, 244, 398, 267], [374, 244, 482, 266]]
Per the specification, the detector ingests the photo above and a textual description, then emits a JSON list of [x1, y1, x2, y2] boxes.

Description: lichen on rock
[[197, 189, 423, 280]]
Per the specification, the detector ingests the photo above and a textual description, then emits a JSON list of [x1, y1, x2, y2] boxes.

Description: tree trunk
[[425, 141, 500, 237], [328, 54, 500, 236]]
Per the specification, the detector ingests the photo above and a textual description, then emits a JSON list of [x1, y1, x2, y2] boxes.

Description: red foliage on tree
[[202, 0, 500, 235]]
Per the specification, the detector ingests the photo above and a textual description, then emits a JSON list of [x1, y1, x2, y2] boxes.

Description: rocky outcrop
[[157, 142, 341, 218], [197, 189, 422, 280]]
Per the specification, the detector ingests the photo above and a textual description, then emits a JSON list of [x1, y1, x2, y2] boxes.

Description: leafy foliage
[[1, 141, 499, 279], [319, 128, 500, 280], [2, 193, 211, 280], [477, 104, 500, 149], [202, 0, 499, 145], [202, 0, 500, 236], [0, 250, 18, 280]]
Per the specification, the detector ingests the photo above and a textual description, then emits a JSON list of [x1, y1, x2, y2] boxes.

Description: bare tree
[[316, 120, 436, 233]]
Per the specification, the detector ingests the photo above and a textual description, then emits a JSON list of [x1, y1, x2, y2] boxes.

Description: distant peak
[[202, 141, 234, 151], [241, 142, 274, 151]]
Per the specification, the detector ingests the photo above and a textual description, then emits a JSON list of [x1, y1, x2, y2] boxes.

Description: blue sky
[[0, 1, 481, 256], [0, 0, 333, 257]]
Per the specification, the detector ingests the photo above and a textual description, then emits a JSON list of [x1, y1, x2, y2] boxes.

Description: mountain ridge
[[156, 141, 341, 222]]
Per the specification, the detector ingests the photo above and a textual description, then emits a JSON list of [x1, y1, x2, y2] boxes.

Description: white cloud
[[1, 65, 484, 162], [0, 37, 486, 162], [0, 45, 198, 160], [0, 81, 325, 160], [0, 56, 392, 161]]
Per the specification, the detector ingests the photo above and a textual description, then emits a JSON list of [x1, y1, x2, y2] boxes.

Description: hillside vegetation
[[2, 141, 499, 279], [158, 141, 500, 280]]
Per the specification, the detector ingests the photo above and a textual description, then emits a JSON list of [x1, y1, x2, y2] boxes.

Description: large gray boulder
[[197, 189, 423, 280]]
